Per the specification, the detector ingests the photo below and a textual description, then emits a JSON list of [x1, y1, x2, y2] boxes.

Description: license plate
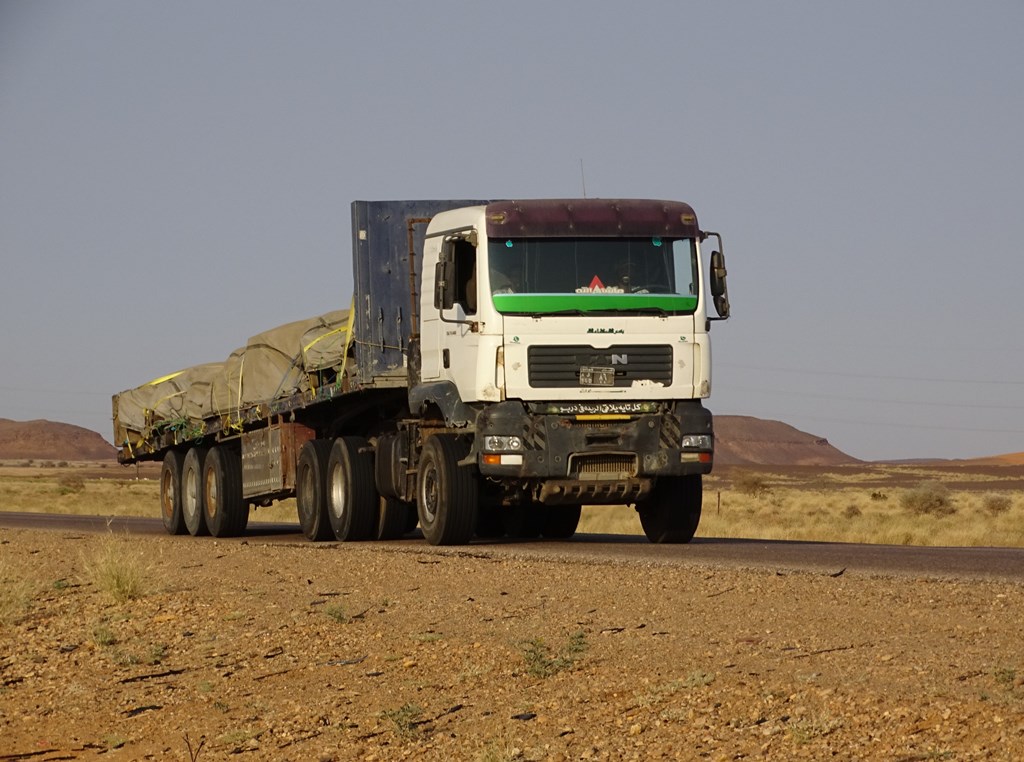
[[579, 366, 615, 386]]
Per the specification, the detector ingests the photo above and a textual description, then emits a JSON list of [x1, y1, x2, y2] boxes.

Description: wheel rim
[[298, 462, 313, 520], [329, 461, 347, 521], [205, 468, 218, 523], [420, 457, 439, 524], [183, 465, 198, 521], [161, 469, 175, 521]]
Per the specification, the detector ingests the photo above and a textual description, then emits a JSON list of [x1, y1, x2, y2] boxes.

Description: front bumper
[[475, 400, 714, 489]]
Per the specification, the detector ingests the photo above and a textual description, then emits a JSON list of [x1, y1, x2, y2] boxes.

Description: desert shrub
[[843, 504, 862, 519], [57, 473, 86, 495], [870, 491, 888, 501], [522, 631, 588, 678], [382, 703, 425, 740], [900, 482, 956, 517], [83, 536, 150, 602], [733, 471, 771, 497], [981, 493, 1012, 516], [0, 562, 33, 625]]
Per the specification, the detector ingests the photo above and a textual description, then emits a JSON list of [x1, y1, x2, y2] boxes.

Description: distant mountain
[[714, 415, 859, 466], [0, 415, 859, 466], [0, 419, 116, 461]]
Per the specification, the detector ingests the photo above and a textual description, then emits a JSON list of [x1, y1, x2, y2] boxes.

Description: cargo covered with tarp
[[113, 307, 352, 455]]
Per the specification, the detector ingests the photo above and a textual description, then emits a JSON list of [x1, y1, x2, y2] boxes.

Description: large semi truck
[[113, 198, 730, 545]]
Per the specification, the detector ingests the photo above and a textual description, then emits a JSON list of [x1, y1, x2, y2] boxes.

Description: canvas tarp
[[301, 309, 349, 372], [114, 363, 221, 445], [113, 306, 352, 444]]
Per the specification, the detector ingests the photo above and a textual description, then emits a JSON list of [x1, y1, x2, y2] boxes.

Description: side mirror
[[709, 249, 730, 319], [434, 259, 454, 310]]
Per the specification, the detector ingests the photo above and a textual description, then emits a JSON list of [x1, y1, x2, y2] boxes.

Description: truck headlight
[[483, 435, 523, 452], [681, 434, 712, 450]]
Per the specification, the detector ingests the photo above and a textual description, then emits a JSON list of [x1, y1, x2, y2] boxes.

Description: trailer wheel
[[417, 435, 477, 546], [377, 497, 414, 540], [541, 505, 582, 539], [159, 450, 187, 535], [203, 445, 247, 538], [296, 440, 333, 541], [637, 474, 702, 543], [326, 436, 378, 541], [182, 447, 209, 537]]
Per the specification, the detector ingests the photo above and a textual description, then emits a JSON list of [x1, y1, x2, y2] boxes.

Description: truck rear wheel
[[377, 496, 415, 540], [297, 440, 333, 541], [637, 474, 702, 543], [182, 447, 209, 537], [417, 435, 477, 546], [326, 436, 378, 541], [159, 450, 187, 535], [203, 445, 247, 538]]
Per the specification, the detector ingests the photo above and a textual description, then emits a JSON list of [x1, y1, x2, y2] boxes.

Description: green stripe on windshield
[[491, 293, 698, 314]]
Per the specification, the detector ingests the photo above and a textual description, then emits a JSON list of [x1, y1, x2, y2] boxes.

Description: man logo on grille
[[611, 354, 628, 365]]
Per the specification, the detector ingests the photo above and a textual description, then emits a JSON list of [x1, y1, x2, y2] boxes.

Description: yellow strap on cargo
[[339, 298, 355, 382], [147, 370, 185, 386], [302, 323, 349, 354]]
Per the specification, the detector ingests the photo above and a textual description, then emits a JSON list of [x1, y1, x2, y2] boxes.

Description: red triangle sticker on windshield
[[589, 275, 605, 290]]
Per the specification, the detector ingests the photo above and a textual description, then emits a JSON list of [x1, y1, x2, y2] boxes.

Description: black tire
[[159, 450, 187, 535], [475, 507, 506, 539], [296, 440, 333, 541], [377, 496, 414, 540], [326, 436, 378, 541], [203, 445, 247, 538], [502, 504, 544, 539], [541, 505, 582, 539], [182, 447, 209, 537], [637, 475, 702, 543], [417, 435, 477, 546]]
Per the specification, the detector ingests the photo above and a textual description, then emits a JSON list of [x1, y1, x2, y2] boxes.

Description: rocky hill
[[714, 415, 859, 466], [0, 419, 116, 461]]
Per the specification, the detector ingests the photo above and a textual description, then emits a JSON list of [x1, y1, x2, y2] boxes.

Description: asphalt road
[[3, 511, 1021, 583]]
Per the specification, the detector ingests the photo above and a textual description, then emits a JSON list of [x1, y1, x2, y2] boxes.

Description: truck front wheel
[[637, 475, 702, 543], [326, 436, 378, 541], [542, 505, 582, 539], [417, 435, 477, 546], [159, 450, 186, 535]]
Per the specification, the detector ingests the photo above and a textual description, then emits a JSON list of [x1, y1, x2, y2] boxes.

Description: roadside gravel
[[2, 527, 1023, 760]]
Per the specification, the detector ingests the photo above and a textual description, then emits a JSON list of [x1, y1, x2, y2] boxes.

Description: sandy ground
[[2, 527, 1023, 761]]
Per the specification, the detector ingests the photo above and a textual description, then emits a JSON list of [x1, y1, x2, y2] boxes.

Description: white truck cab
[[413, 199, 730, 542]]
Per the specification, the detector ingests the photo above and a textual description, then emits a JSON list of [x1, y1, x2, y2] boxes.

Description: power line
[[715, 383, 1024, 411], [734, 409, 1024, 436], [718, 362, 1024, 387]]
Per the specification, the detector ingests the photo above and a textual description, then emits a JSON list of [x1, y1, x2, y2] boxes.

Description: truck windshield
[[488, 237, 699, 315]]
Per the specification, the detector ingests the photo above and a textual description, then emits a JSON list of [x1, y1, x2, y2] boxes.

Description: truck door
[[421, 234, 479, 386]]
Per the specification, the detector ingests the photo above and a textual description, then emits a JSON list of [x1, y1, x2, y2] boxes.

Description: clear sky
[[1, 1, 1022, 461]]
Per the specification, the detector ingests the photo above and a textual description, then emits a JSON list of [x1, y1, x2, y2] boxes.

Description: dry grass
[[3, 461, 1024, 547], [0, 560, 34, 625], [578, 466, 1024, 547], [82, 533, 152, 602], [0, 462, 296, 523]]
